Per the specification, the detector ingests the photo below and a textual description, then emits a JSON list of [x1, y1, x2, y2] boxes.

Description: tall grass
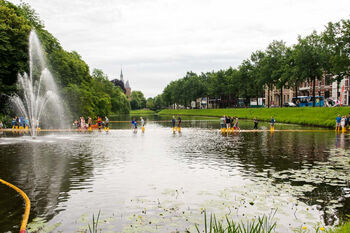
[[88, 210, 100, 233], [195, 210, 276, 233], [159, 107, 350, 128]]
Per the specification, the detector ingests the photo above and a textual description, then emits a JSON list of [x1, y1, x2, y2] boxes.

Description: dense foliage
[[130, 90, 147, 110], [146, 95, 165, 111], [160, 19, 350, 108], [0, 0, 130, 122]]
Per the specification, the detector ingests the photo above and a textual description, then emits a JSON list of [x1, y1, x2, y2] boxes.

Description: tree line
[[157, 18, 350, 109], [0, 0, 131, 122]]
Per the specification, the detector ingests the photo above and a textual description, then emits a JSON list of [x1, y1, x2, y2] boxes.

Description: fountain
[[10, 30, 66, 138]]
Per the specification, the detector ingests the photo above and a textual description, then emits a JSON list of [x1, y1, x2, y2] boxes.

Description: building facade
[[265, 76, 350, 106]]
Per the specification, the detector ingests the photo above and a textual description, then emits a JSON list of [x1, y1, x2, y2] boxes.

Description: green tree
[[294, 32, 329, 107], [322, 19, 350, 95], [0, 1, 31, 113], [130, 90, 147, 110], [146, 97, 155, 110]]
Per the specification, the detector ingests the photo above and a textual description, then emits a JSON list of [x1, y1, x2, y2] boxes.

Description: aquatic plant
[[27, 217, 61, 232], [88, 210, 101, 233], [195, 210, 277, 233]]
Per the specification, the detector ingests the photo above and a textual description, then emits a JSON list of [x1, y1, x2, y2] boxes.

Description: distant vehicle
[[326, 98, 347, 107], [292, 96, 324, 107], [283, 102, 297, 107]]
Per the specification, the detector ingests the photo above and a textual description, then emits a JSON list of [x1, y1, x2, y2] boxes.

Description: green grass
[[129, 109, 156, 115], [158, 107, 350, 128], [326, 221, 350, 233]]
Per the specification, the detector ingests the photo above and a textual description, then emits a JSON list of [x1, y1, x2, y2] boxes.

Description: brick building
[[265, 76, 350, 106]]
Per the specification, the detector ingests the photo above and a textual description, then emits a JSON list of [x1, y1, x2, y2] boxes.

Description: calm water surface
[[0, 115, 349, 232]]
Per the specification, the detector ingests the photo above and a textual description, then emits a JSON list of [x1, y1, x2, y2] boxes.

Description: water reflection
[[0, 135, 95, 231], [0, 116, 349, 232]]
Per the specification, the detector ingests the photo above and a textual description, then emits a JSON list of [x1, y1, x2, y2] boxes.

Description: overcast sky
[[11, 0, 350, 97]]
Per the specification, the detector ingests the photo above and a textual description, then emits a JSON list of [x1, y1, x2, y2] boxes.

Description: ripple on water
[[0, 122, 349, 232]]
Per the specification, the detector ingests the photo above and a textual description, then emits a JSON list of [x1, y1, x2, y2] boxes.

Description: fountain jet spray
[[10, 30, 66, 137]]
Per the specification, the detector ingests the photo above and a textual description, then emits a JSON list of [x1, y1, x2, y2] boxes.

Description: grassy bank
[[158, 107, 350, 128], [129, 109, 156, 115]]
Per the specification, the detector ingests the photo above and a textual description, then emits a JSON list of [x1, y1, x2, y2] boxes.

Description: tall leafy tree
[[0, 1, 31, 113], [294, 32, 329, 107], [322, 20, 350, 95]]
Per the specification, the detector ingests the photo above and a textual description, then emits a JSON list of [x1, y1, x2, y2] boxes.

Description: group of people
[[220, 115, 241, 131], [171, 116, 182, 131], [131, 117, 145, 132], [335, 114, 350, 132], [220, 115, 276, 131], [11, 116, 32, 129], [73, 116, 109, 130]]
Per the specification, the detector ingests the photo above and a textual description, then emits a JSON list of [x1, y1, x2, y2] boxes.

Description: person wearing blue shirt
[[172, 116, 176, 128], [336, 114, 341, 132], [19, 116, 24, 127], [270, 116, 275, 131], [131, 118, 137, 133], [24, 118, 29, 129]]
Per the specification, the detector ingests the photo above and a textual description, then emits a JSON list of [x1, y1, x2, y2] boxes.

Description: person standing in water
[[131, 117, 137, 132], [36, 119, 40, 130], [97, 116, 102, 130], [225, 115, 231, 129], [87, 117, 92, 130], [140, 117, 145, 127], [234, 116, 240, 130], [140, 117, 145, 132], [131, 118, 135, 129], [172, 116, 176, 133], [220, 115, 225, 129], [24, 118, 29, 129], [172, 116, 176, 128], [341, 115, 346, 132], [177, 115, 182, 128], [336, 114, 341, 131], [105, 116, 109, 131], [253, 117, 258, 129], [270, 116, 275, 130]]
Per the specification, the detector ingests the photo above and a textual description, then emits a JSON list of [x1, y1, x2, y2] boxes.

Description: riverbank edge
[[158, 108, 350, 128], [129, 110, 156, 115]]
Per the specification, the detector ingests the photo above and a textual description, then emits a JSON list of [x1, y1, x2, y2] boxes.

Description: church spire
[[120, 68, 124, 82]]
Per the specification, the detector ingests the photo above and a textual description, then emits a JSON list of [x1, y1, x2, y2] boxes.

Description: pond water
[[0, 115, 349, 232]]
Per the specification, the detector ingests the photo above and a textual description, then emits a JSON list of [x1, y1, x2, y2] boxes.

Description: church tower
[[120, 69, 124, 82]]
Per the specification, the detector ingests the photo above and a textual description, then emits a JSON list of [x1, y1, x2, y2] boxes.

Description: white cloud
[[10, 0, 350, 97]]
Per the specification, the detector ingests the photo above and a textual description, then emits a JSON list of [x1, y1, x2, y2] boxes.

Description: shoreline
[[158, 107, 350, 128]]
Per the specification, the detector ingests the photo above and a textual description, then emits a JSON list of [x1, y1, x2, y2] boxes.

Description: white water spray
[[10, 30, 66, 137]]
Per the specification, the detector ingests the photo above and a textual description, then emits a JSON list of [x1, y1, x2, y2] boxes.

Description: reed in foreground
[[88, 210, 101, 233], [195, 211, 276, 233]]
